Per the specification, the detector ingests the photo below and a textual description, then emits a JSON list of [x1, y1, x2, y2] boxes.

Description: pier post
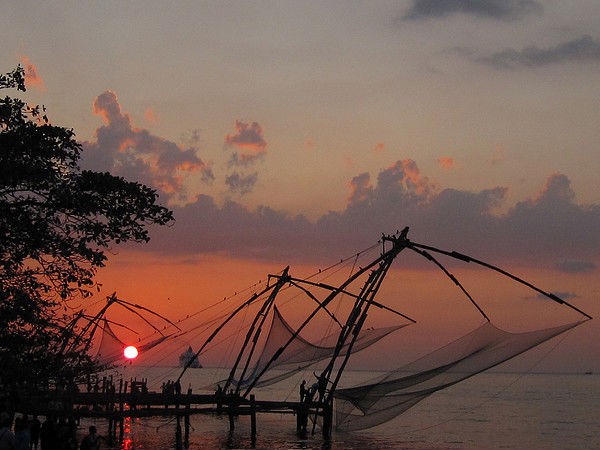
[[296, 406, 302, 434], [321, 401, 333, 440], [118, 379, 124, 441], [250, 394, 256, 444], [227, 395, 235, 432], [184, 390, 191, 448], [176, 415, 182, 450]]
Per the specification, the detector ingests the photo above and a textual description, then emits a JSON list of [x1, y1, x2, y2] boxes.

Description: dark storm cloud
[[554, 260, 596, 274], [402, 0, 542, 21], [475, 35, 600, 68], [145, 161, 600, 268]]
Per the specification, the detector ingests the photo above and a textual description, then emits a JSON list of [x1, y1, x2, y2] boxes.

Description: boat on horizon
[[179, 345, 202, 368]]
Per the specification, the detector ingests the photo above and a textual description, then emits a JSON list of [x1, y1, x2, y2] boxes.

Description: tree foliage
[[0, 67, 173, 387]]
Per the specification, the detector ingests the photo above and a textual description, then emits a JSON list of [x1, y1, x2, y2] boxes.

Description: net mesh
[[333, 319, 583, 431], [241, 306, 407, 388], [95, 321, 125, 365], [95, 321, 170, 365]]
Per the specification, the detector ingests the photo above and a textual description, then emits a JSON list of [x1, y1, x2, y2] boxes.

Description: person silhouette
[[79, 426, 103, 450], [0, 414, 16, 450], [29, 416, 41, 450], [299, 380, 307, 402]]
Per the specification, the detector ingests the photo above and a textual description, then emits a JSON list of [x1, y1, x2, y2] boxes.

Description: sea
[[77, 367, 600, 450]]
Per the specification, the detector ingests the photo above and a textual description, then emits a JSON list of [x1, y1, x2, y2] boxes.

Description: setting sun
[[123, 345, 138, 359]]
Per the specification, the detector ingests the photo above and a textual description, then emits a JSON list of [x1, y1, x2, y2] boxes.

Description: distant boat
[[179, 345, 202, 368]]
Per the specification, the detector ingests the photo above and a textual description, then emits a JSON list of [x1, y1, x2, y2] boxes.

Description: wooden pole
[[184, 389, 191, 448], [176, 415, 182, 450], [119, 379, 124, 441], [250, 394, 257, 443], [228, 395, 235, 432], [322, 400, 333, 439]]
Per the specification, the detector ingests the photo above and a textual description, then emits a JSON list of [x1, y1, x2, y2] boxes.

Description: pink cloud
[[376, 159, 437, 200], [225, 120, 267, 166], [490, 145, 505, 165], [81, 91, 213, 198], [534, 172, 574, 204], [145, 164, 600, 269], [347, 172, 372, 205], [144, 108, 159, 124], [344, 156, 354, 168], [20, 56, 45, 91], [438, 156, 455, 170], [374, 143, 385, 153]]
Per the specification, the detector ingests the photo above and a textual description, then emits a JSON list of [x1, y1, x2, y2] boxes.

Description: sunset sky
[[3, 0, 599, 372]]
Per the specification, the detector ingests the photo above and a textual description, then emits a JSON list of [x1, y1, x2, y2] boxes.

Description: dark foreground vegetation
[[0, 66, 173, 414]]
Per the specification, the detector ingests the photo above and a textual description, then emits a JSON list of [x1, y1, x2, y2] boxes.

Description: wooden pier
[[11, 377, 328, 447]]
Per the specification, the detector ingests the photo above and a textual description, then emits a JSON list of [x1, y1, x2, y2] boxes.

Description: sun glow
[[123, 345, 139, 359]]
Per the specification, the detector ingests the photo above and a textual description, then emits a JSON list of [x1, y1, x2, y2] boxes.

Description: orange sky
[[90, 248, 598, 373], [3, 2, 599, 373]]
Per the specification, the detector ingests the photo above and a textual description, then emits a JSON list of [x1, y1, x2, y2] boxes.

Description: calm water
[[79, 368, 600, 450]]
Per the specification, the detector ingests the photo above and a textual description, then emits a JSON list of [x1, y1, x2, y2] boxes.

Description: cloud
[[534, 172, 574, 204], [81, 91, 213, 198], [225, 120, 267, 167], [144, 161, 600, 270], [554, 260, 596, 274], [20, 56, 45, 90], [490, 145, 505, 165], [225, 172, 258, 195], [474, 35, 600, 69], [347, 172, 373, 205], [438, 157, 455, 170], [147, 195, 315, 261], [374, 143, 385, 153], [144, 108, 159, 124], [402, 0, 542, 21], [375, 159, 437, 200]]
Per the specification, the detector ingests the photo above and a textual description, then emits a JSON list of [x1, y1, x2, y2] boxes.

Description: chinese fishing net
[[239, 306, 408, 388], [333, 319, 584, 431], [95, 321, 170, 365]]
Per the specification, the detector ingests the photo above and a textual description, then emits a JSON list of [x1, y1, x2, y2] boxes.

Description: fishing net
[[95, 321, 170, 365], [241, 306, 408, 388], [334, 319, 583, 431], [95, 321, 125, 364]]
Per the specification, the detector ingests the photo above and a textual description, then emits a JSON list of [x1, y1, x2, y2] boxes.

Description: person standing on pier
[[314, 372, 327, 398], [39, 416, 55, 450], [29, 416, 40, 450], [14, 417, 30, 450], [79, 426, 104, 450], [299, 380, 307, 402], [0, 413, 16, 450]]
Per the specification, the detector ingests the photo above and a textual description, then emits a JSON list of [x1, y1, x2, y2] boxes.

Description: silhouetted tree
[[0, 67, 173, 389]]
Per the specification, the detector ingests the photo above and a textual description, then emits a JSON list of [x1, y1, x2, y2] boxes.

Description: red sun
[[123, 346, 139, 359]]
